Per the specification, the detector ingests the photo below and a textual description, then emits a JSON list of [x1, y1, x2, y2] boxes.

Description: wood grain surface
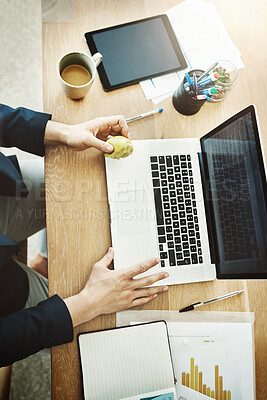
[[43, 1, 267, 399]]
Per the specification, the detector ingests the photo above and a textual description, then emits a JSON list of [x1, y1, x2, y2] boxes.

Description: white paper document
[[141, 0, 244, 104], [117, 311, 255, 400]]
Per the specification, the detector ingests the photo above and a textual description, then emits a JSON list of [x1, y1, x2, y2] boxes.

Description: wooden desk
[[43, 1, 267, 398]]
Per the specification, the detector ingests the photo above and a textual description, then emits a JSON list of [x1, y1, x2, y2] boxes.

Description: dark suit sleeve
[[0, 104, 52, 157], [0, 295, 74, 367]]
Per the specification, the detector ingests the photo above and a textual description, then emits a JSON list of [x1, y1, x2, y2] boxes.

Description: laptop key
[[173, 156, 179, 165], [159, 236, 166, 243], [153, 188, 164, 226], [166, 218, 172, 225], [166, 157, 172, 167], [173, 221, 179, 228], [173, 214, 178, 220], [170, 198, 177, 205], [164, 211, 171, 217], [167, 242, 174, 249], [182, 234, 188, 241], [161, 172, 167, 179], [160, 252, 168, 259], [199, 256, 203, 263], [160, 165, 166, 171], [162, 188, 168, 194], [161, 260, 165, 267], [167, 234, 173, 241], [175, 244, 182, 252], [150, 156, 157, 162], [180, 155, 186, 161], [158, 227, 165, 235], [153, 179, 160, 187], [152, 171, 159, 177], [159, 244, 163, 251], [176, 252, 183, 260], [168, 249, 176, 266], [159, 156, 165, 164], [166, 226, 172, 233], [175, 237, 181, 244], [192, 253, 198, 264], [151, 164, 158, 170]]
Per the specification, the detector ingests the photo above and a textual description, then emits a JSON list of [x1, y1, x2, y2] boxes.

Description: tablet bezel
[[84, 15, 187, 91]]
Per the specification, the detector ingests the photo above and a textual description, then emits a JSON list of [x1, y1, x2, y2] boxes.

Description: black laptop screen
[[200, 106, 267, 279]]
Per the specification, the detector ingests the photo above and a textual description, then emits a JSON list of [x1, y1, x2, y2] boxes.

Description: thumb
[[97, 247, 114, 268], [89, 135, 113, 153]]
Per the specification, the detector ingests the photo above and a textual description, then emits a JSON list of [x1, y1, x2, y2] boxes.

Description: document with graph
[[117, 311, 255, 400]]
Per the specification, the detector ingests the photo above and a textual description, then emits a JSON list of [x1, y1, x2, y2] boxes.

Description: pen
[[197, 61, 219, 83], [193, 73, 198, 95], [184, 73, 194, 91], [199, 87, 217, 95], [179, 290, 244, 313], [197, 72, 219, 87], [126, 108, 163, 123]]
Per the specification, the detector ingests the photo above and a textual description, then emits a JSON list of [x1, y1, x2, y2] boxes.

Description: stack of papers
[[140, 0, 244, 104]]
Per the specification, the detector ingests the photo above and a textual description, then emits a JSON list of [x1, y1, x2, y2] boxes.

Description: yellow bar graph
[[181, 358, 231, 398], [182, 372, 186, 386], [199, 372, 203, 393], [190, 358, 195, 389], [219, 376, 223, 400], [203, 384, 207, 395], [215, 365, 219, 400], [195, 365, 199, 391], [185, 373, 190, 387]]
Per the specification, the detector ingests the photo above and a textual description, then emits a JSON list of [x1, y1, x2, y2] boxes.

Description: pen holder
[[172, 69, 206, 116]]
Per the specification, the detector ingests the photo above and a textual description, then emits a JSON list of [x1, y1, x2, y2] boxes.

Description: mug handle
[[92, 52, 102, 67]]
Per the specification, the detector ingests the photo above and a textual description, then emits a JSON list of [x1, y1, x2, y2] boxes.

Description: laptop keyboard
[[150, 155, 203, 267], [212, 153, 259, 260]]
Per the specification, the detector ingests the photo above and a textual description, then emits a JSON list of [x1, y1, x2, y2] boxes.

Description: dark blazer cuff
[[38, 294, 74, 346]]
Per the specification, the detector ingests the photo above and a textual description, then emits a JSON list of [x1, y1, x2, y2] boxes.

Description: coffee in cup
[[61, 64, 92, 86], [57, 51, 102, 99]]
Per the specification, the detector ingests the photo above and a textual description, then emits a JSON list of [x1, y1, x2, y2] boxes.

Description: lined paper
[[78, 322, 175, 400]]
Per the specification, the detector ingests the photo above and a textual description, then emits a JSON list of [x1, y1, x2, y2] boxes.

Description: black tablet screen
[[88, 17, 184, 87]]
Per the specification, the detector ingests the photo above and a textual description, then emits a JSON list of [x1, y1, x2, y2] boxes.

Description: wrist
[[63, 290, 99, 328], [44, 120, 71, 146]]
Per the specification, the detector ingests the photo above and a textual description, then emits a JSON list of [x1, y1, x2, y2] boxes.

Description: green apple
[[104, 136, 133, 160]]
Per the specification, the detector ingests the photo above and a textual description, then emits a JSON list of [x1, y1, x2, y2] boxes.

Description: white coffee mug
[[57, 51, 102, 99]]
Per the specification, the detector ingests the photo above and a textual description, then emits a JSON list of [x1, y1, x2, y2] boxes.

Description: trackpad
[[113, 190, 150, 235]]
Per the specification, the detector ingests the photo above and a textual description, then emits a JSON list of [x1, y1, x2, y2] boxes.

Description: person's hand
[[64, 248, 168, 327], [44, 116, 129, 154]]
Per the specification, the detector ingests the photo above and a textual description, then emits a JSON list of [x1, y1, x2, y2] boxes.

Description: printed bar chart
[[181, 357, 232, 399]]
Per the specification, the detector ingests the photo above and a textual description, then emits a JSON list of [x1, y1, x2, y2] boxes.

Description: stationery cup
[[172, 69, 206, 116], [57, 51, 102, 99]]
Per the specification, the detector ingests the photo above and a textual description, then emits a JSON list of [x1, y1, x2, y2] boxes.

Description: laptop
[[105, 105, 267, 285]]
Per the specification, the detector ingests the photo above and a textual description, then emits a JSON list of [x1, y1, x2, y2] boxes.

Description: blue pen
[[184, 73, 194, 90], [197, 72, 219, 87]]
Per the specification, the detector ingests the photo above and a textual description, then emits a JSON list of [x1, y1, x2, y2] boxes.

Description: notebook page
[[78, 322, 175, 400]]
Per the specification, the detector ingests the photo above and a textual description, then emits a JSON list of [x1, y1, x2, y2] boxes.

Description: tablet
[[84, 15, 187, 91]]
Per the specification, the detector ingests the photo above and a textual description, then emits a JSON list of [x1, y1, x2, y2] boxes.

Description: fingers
[[135, 285, 168, 299], [132, 271, 169, 288], [121, 258, 160, 279], [131, 294, 159, 308], [99, 116, 129, 138], [95, 247, 114, 268], [88, 135, 114, 153]]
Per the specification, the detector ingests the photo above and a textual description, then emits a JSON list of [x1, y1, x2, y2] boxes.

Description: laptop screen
[[200, 105, 267, 278]]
